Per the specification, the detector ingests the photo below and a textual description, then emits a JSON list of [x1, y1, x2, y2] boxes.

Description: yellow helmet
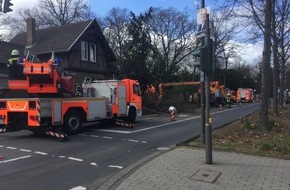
[[11, 49, 19, 56]]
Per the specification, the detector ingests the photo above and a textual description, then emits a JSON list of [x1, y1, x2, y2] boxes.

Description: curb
[[96, 151, 164, 190]]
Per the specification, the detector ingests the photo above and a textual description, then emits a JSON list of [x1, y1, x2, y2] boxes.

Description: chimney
[[27, 18, 35, 46]]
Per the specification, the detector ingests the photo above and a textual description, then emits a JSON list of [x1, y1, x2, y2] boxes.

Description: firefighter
[[7, 50, 24, 79], [149, 84, 155, 94], [226, 93, 231, 108]]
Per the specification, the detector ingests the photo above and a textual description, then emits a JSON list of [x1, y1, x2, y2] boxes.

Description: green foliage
[[258, 140, 274, 151], [219, 142, 236, 151], [121, 8, 154, 86]]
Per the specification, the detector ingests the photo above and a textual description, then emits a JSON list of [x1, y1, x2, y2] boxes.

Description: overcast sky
[[8, 0, 262, 64]]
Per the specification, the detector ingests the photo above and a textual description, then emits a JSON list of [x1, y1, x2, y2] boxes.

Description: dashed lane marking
[[89, 129, 132, 134], [0, 146, 124, 169], [128, 139, 139, 143], [68, 157, 84, 162], [6, 146, 17, 150], [102, 136, 113, 139], [0, 155, 31, 164], [20, 149, 32, 152], [69, 186, 87, 190], [108, 165, 123, 169], [89, 135, 100, 138], [34, 151, 48, 155], [90, 162, 98, 166]]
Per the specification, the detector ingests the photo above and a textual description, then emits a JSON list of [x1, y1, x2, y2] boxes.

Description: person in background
[[150, 84, 156, 94], [7, 50, 19, 78]]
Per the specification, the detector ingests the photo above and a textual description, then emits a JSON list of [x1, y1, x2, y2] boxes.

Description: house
[[8, 18, 118, 83]]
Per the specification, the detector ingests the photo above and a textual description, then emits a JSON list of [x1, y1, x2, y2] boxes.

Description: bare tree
[[39, 0, 92, 26], [272, 0, 279, 115], [148, 7, 197, 82], [101, 7, 130, 61], [260, 0, 272, 130], [210, 7, 239, 86], [276, 0, 290, 108], [224, 0, 273, 130], [0, 0, 93, 41]]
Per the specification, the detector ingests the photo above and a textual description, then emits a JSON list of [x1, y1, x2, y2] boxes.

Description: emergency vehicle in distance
[[236, 88, 254, 103], [0, 54, 142, 139]]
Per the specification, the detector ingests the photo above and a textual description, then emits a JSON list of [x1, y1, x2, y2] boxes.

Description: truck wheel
[[63, 111, 82, 135], [125, 108, 136, 123]]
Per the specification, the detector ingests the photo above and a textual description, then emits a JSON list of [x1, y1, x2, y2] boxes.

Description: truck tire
[[63, 111, 83, 135], [125, 108, 136, 123]]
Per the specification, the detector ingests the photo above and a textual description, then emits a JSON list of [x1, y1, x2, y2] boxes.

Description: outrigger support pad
[[0, 127, 7, 133], [115, 120, 135, 128], [46, 130, 69, 142]]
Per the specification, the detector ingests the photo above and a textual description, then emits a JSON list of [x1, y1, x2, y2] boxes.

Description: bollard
[[218, 104, 222, 111], [170, 110, 175, 121], [168, 106, 177, 122]]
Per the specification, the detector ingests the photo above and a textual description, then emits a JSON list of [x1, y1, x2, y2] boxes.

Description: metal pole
[[0, 0, 3, 12], [205, 13, 212, 164], [200, 0, 205, 145]]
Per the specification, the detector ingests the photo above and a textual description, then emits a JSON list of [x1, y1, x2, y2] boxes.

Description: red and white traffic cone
[[170, 110, 175, 122], [218, 104, 222, 111]]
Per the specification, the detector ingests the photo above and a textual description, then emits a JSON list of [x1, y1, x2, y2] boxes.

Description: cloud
[[10, 0, 39, 12], [241, 43, 263, 64]]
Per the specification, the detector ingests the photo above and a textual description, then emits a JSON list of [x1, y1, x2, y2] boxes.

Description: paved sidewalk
[[113, 147, 290, 190]]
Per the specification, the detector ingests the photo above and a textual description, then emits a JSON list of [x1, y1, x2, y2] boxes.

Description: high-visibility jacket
[[7, 57, 19, 67]]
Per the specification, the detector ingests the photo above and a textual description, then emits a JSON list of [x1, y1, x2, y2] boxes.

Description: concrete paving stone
[[114, 147, 290, 190]]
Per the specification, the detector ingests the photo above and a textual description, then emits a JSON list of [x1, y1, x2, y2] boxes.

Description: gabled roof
[[10, 19, 115, 61], [0, 41, 25, 65]]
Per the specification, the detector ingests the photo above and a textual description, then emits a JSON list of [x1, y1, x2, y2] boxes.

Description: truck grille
[[8, 112, 28, 127]]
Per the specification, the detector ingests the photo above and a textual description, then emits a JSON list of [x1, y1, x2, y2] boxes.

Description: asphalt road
[[0, 103, 260, 190]]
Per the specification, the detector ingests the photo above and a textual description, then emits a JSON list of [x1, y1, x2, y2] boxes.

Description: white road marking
[[20, 149, 32, 152], [102, 136, 113, 139], [69, 186, 87, 190], [108, 165, 123, 169], [0, 155, 31, 164], [141, 141, 147, 143], [68, 157, 84, 162], [34, 151, 48, 155], [6, 146, 17, 150], [92, 129, 132, 134], [89, 135, 100, 138], [90, 162, 98, 166], [131, 116, 201, 133], [0, 145, 4, 148], [128, 139, 139, 143]]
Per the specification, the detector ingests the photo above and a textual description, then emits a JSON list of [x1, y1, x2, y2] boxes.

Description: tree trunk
[[260, 0, 272, 131], [271, 0, 279, 115]]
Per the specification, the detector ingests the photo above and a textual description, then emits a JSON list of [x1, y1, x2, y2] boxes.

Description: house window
[[81, 41, 88, 61], [89, 43, 97, 62]]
